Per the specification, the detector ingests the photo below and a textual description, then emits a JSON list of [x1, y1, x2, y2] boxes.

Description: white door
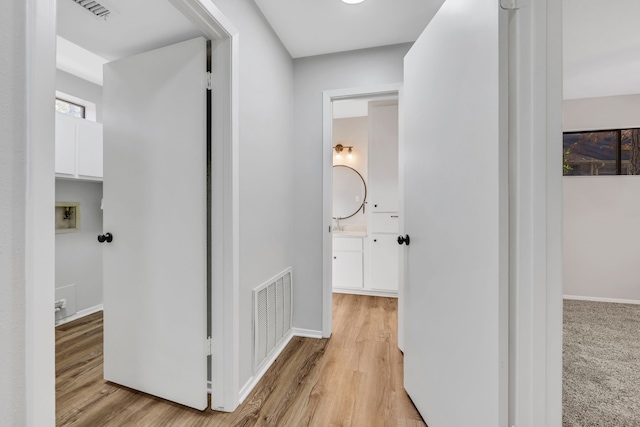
[[102, 37, 208, 410], [402, 0, 508, 425]]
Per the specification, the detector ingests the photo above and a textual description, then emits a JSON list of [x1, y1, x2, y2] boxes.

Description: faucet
[[334, 218, 341, 231]]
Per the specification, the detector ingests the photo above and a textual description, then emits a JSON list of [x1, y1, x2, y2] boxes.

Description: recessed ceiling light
[[341, 0, 366, 4]]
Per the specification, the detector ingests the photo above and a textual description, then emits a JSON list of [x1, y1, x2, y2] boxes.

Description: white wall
[[0, 0, 56, 425], [564, 94, 640, 131], [209, 0, 294, 389], [55, 180, 104, 315], [293, 43, 411, 331], [332, 116, 368, 227], [564, 177, 640, 302], [56, 69, 103, 123], [563, 94, 640, 302]]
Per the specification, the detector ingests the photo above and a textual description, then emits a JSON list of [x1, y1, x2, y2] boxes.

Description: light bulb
[[347, 148, 353, 159], [336, 154, 342, 160]]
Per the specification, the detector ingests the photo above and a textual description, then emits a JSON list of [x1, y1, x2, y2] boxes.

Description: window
[[563, 129, 640, 176], [55, 98, 85, 119]]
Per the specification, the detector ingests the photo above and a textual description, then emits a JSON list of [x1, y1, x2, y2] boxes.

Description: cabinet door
[[77, 120, 103, 179], [371, 213, 399, 233], [370, 234, 399, 291], [55, 113, 77, 176], [333, 252, 363, 289], [369, 102, 399, 212]]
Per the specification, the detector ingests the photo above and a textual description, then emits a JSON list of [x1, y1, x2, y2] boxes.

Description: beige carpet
[[563, 300, 640, 426]]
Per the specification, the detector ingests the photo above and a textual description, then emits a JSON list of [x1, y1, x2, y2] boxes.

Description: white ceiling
[[57, 0, 640, 101], [57, 0, 204, 62], [254, 0, 444, 58], [563, 0, 640, 99]]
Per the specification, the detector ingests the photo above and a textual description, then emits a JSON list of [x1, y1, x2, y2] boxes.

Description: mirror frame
[[332, 165, 367, 220]]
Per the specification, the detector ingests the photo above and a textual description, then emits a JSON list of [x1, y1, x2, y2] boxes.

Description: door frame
[[25, 0, 241, 421], [506, 1, 563, 425], [169, 0, 241, 412], [322, 83, 402, 338]]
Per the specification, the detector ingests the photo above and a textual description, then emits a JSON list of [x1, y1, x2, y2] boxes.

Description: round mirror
[[333, 165, 367, 219]]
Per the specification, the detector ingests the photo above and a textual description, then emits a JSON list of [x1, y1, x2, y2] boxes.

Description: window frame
[[563, 128, 640, 176], [55, 97, 86, 119]]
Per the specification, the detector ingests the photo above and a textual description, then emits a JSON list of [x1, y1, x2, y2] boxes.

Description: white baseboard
[[563, 295, 640, 305], [238, 327, 326, 404], [292, 328, 323, 339], [332, 288, 398, 298], [55, 303, 103, 326], [239, 330, 295, 404]]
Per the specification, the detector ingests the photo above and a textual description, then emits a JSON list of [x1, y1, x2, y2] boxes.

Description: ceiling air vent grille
[[73, 0, 111, 18]]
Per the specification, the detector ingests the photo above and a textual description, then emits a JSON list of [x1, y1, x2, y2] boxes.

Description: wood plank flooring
[[56, 293, 427, 426]]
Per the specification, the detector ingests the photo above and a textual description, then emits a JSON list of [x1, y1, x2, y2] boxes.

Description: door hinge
[[206, 336, 212, 356], [206, 72, 213, 91], [500, 0, 526, 10]]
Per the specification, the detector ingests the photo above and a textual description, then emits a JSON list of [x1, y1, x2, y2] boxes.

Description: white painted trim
[[332, 288, 398, 298], [26, 0, 57, 425], [54, 304, 104, 327], [169, 0, 240, 413], [322, 83, 403, 339], [239, 331, 294, 404], [292, 328, 324, 339], [563, 295, 640, 305], [507, 0, 563, 425]]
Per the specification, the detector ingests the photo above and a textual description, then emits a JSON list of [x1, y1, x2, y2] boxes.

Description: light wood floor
[[56, 293, 427, 426]]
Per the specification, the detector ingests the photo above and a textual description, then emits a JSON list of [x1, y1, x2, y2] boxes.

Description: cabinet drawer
[[371, 213, 399, 233], [333, 237, 362, 251]]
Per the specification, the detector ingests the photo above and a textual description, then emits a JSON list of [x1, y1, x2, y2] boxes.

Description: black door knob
[[397, 234, 410, 246], [98, 232, 113, 243]]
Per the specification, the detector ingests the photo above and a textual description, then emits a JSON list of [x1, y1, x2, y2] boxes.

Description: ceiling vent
[[73, 0, 111, 18]]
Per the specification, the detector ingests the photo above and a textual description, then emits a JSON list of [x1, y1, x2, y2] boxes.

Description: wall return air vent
[[73, 0, 111, 18]]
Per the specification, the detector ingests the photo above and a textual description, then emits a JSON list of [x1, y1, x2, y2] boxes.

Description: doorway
[[330, 94, 400, 297], [51, 0, 241, 416], [321, 84, 401, 337]]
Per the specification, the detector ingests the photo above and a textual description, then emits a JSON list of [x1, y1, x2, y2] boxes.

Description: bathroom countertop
[[332, 230, 367, 238]]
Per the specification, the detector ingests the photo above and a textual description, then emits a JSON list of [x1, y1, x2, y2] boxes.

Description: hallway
[[56, 294, 426, 426]]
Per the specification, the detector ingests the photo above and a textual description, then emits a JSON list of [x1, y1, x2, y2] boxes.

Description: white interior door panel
[[102, 37, 208, 410], [402, 0, 508, 425]]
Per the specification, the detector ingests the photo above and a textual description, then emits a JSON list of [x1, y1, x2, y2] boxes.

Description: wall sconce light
[[334, 144, 354, 160]]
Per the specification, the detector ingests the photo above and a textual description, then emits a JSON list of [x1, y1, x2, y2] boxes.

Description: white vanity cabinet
[[333, 237, 364, 289], [55, 112, 103, 181], [370, 213, 399, 291]]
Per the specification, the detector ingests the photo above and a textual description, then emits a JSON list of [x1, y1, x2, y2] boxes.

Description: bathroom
[[332, 95, 399, 296]]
